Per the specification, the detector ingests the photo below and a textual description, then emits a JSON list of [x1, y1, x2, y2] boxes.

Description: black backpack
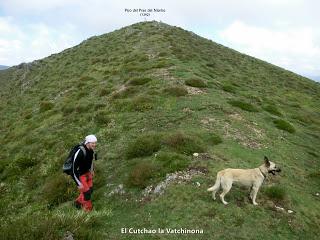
[[63, 143, 87, 175]]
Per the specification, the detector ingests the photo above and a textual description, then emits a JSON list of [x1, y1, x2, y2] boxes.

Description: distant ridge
[[0, 65, 9, 70]]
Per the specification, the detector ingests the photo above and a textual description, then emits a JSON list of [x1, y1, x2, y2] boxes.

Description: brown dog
[[207, 156, 281, 205]]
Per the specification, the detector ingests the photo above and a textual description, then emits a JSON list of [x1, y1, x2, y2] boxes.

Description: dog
[[207, 156, 281, 205]]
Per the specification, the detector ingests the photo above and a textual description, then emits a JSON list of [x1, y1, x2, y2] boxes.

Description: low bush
[[79, 75, 95, 82], [42, 173, 75, 208], [163, 86, 188, 97], [111, 86, 137, 99], [308, 171, 320, 184], [152, 60, 172, 69], [155, 151, 190, 177], [128, 77, 152, 86], [273, 119, 296, 133], [129, 95, 153, 112], [126, 133, 162, 159], [61, 105, 74, 116], [264, 185, 287, 201], [158, 51, 168, 57], [228, 100, 259, 112], [206, 63, 215, 68], [263, 105, 282, 117], [95, 110, 111, 125], [127, 162, 155, 188], [185, 78, 207, 88], [40, 101, 54, 112], [15, 156, 37, 169], [75, 104, 88, 114], [202, 132, 223, 145], [99, 88, 112, 97], [222, 84, 236, 93], [163, 131, 206, 155]]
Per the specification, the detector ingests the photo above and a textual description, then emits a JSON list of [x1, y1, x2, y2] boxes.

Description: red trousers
[[76, 172, 93, 211]]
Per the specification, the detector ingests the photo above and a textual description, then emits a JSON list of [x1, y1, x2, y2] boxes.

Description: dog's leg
[[212, 188, 218, 200], [220, 180, 232, 205], [251, 186, 260, 205], [208, 173, 221, 201], [249, 186, 254, 200]]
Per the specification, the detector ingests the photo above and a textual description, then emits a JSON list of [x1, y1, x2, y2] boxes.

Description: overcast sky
[[1, 0, 319, 80]]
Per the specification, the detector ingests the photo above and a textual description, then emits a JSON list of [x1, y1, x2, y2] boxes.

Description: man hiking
[[72, 134, 97, 211]]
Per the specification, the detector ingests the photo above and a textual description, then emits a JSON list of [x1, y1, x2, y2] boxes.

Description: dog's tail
[[207, 173, 221, 192]]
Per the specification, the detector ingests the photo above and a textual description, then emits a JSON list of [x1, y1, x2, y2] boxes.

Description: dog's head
[[264, 156, 281, 175]]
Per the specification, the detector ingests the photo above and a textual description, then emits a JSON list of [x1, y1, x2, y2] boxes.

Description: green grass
[[0, 21, 320, 239]]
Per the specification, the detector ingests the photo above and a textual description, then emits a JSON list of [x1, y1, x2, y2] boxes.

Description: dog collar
[[259, 167, 267, 178]]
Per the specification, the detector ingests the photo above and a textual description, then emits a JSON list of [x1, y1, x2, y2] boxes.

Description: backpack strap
[[79, 145, 87, 158]]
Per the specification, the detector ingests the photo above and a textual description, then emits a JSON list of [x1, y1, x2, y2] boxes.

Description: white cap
[[85, 134, 97, 144]]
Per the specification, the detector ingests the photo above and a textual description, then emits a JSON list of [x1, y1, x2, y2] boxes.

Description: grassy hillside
[[0, 21, 319, 239]]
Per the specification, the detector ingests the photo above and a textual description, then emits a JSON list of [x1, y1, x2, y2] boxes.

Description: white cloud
[[0, 17, 80, 65], [0, 0, 78, 12], [219, 20, 320, 76]]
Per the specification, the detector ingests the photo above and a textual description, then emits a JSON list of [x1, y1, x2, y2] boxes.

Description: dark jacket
[[72, 145, 94, 186]]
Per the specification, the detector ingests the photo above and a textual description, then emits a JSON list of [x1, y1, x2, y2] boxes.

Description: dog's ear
[[264, 156, 270, 167]]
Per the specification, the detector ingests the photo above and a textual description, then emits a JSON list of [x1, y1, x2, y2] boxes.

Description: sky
[[0, 0, 320, 80]]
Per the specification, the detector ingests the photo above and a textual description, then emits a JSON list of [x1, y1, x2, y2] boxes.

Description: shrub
[[222, 84, 236, 93], [40, 101, 54, 112], [79, 75, 95, 82], [99, 88, 111, 96], [15, 156, 37, 169], [95, 110, 111, 125], [263, 105, 282, 116], [75, 104, 88, 113], [163, 86, 188, 97], [308, 171, 320, 184], [158, 51, 168, 57], [111, 86, 137, 99], [128, 77, 152, 86], [130, 95, 153, 112], [126, 133, 162, 159], [206, 63, 215, 68], [228, 100, 259, 112], [153, 60, 172, 68], [155, 152, 190, 177], [61, 105, 74, 116], [185, 78, 207, 88], [42, 174, 75, 208], [204, 133, 223, 145], [23, 111, 33, 119], [273, 119, 295, 133], [164, 132, 206, 155], [127, 162, 154, 188], [264, 186, 286, 201]]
